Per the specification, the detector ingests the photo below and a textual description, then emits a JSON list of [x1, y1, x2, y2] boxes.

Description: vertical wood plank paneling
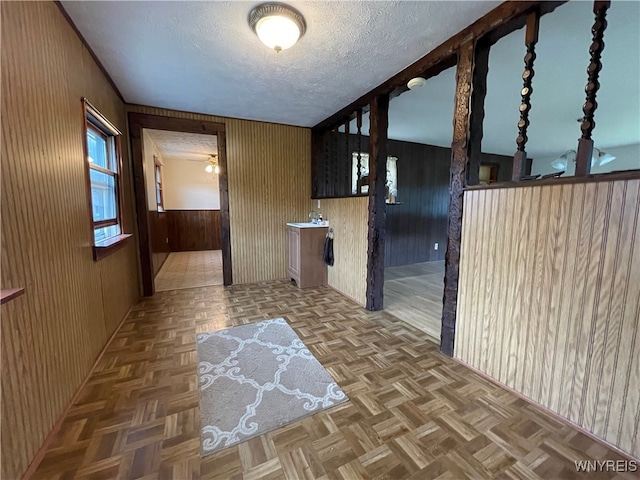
[[493, 188, 514, 382], [538, 184, 569, 406], [583, 182, 620, 432], [126, 106, 311, 285], [573, 182, 610, 426], [467, 189, 480, 367], [524, 186, 550, 401], [617, 184, 640, 453], [595, 182, 635, 439], [519, 187, 541, 397], [150, 211, 169, 275], [166, 210, 222, 251], [1, 3, 139, 479], [606, 184, 639, 444], [322, 197, 369, 305], [455, 179, 640, 460]]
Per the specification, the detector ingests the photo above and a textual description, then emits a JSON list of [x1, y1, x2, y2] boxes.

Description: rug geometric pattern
[[196, 318, 347, 454]]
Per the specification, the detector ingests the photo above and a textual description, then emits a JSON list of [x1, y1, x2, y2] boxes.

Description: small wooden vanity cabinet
[[287, 225, 328, 288]]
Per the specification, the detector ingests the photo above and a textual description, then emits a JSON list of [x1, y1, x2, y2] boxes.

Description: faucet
[[308, 210, 318, 224]]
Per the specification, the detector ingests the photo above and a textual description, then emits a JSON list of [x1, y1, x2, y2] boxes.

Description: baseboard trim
[[451, 356, 640, 463], [21, 308, 133, 479]]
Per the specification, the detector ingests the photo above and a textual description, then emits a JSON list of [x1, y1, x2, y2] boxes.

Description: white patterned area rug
[[195, 317, 348, 455]]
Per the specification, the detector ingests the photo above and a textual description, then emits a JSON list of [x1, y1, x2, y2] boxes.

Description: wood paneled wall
[[322, 197, 369, 305], [150, 211, 169, 275], [1, 3, 140, 479], [313, 132, 515, 266], [385, 141, 450, 266], [455, 179, 640, 459], [166, 210, 221, 252], [127, 106, 311, 285]]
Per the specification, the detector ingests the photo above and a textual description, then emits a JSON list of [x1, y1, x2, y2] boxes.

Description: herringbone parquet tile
[[31, 281, 636, 479]]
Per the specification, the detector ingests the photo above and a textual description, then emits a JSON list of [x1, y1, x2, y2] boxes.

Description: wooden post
[[217, 131, 232, 286], [512, 11, 540, 181], [128, 116, 155, 296], [356, 109, 363, 192], [441, 41, 474, 356], [467, 41, 490, 186], [575, 0, 610, 176], [366, 94, 389, 311]]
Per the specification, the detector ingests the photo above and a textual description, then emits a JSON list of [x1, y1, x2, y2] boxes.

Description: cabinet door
[[288, 228, 300, 277]]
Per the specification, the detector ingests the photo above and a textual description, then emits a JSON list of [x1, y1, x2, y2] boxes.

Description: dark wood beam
[[466, 41, 491, 186], [217, 131, 233, 286], [128, 115, 155, 296], [365, 94, 389, 311], [441, 41, 474, 357], [512, 10, 540, 181], [356, 109, 363, 187], [575, 0, 610, 176], [313, 1, 566, 132]]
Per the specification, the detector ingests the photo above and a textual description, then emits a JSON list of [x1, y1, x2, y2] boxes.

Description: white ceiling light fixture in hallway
[[249, 2, 306, 53]]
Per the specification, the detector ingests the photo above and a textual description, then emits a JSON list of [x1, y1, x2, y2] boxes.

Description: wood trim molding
[[464, 169, 640, 191], [365, 94, 389, 311], [54, 2, 126, 103], [127, 112, 231, 295], [128, 112, 225, 135]]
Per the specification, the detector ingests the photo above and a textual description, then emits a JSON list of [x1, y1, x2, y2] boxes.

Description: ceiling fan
[[551, 148, 616, 170], [205, 154, 219, 174]]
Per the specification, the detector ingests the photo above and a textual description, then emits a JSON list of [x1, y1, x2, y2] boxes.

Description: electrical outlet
[[434, 242, 439, 251], [317, 199, 321, 209]]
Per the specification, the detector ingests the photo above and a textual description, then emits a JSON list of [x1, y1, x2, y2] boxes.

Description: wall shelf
[[1, 288, 25, 305]]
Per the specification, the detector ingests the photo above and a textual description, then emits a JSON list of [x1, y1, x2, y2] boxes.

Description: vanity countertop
[[287, 222, 329, 228]]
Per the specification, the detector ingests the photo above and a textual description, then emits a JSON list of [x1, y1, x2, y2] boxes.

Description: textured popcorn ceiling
[[145, 129, 217, 162], [60, 1, 501, 127], [348, 0, 639, 161]]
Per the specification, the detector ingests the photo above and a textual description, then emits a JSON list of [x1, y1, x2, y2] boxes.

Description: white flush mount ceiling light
[[249, 3, 306, 53], [407, 77, 427, 90]]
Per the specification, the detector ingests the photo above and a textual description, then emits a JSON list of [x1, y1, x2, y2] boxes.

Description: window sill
[[93, 233, 133, 261], [1, 288, 25, 305]]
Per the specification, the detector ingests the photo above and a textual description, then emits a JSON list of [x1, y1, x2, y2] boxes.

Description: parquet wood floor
[[384, 262, 445, 342], [31, 281, 636, 479], [155, 251, 223, 292]]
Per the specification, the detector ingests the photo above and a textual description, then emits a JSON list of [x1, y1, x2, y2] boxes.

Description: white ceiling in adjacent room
[[352, 0, 640, 160], [60, 1, 501, 127], [145, 129, 218, 162]]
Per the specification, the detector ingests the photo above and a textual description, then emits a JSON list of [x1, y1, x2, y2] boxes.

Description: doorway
[[129, 113, 231, 296], [379, 66, 457, 343]]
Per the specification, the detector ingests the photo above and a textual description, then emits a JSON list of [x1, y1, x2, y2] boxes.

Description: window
[[351, 152, 398, 203], [83, 99, 130, 259], [154, 156, 164, 212]]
